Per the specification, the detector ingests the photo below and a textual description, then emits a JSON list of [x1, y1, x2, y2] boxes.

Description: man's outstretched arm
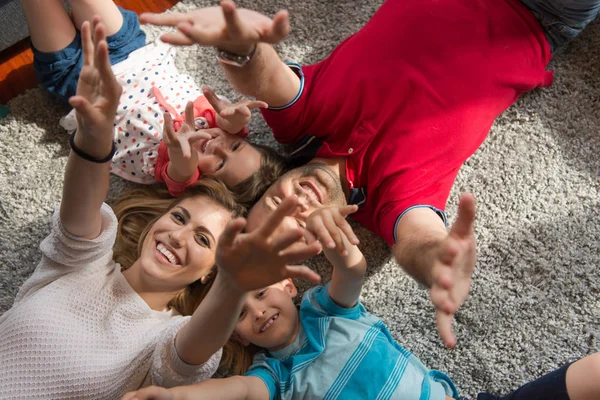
[[141, 1, 301, 107], [393, 194, 477, 348]]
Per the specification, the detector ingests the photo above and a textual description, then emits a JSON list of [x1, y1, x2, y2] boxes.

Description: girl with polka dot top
[[32, 1, 284, 203]]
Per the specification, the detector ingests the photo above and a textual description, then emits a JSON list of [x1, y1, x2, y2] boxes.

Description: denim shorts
[[32, 7, 146, 103], [520, 0, 600, 52], [458, 362, 572, 400]]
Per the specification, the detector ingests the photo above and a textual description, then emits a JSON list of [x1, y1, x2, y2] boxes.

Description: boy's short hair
[[231, 143, 285, 207]]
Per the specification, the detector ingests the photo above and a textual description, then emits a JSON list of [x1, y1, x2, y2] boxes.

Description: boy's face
[[234, 280, 300, 351], [194, 130, 261, 188]]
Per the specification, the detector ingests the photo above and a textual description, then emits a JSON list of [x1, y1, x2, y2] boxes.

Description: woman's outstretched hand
[[68, 18, 121, 159], [140, 0, 290, 55], [216, 196, 322, 293]]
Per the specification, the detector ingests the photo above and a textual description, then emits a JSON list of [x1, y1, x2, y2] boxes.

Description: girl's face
[[194, 130, 262, 188], [234, 280, 300, 351], [137, 196, 231, 292]]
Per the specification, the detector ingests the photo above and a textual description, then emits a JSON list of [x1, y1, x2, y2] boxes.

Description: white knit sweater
[[0, 204, 221, 399]]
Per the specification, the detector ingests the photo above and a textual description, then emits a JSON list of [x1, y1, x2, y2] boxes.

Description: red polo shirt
[[262, 0, 553, 245]]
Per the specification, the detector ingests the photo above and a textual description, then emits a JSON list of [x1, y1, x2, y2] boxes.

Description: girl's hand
[[163, 101, 215, 182], [216, 196, 323, 293], [69, 18, 122, 159], [203, 86, 267, 134], [305, 205, 360, 256], [121, 386, 175, 400], [140, 1, 290, 55]]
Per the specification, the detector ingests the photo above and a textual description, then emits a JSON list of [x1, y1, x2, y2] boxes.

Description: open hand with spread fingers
[[304, 205, 360, 257], [69, 18, 122, 159], [429, 193, 477, 349], [203, 86, 267, 134], [216, 196, 323, 293], [140, 0, 290, 55]]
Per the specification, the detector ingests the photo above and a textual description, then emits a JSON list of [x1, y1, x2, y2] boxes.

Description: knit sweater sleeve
[[149, 316, 222, 387], [13, 203, 118, 305]]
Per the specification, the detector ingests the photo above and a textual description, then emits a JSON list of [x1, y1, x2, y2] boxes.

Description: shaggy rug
[[0, 0, 598, 397]]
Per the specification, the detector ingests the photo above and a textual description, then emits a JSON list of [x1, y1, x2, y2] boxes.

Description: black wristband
[[69, 129, 116, 164]]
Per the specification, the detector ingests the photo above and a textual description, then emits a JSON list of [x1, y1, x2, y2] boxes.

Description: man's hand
[[203, 86, 267, 134], [216, 196, 322, 292], [69, 18, 122, 158], [140, 0, 290, 55], [429, 194, 477, 349]]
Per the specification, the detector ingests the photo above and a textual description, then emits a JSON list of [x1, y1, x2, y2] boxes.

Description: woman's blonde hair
[[111, 178, 245, 333]]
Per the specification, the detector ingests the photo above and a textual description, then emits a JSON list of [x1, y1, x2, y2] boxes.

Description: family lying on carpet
[[0, 0, 598, 398]]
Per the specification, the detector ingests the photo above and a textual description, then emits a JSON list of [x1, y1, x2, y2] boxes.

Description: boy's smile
[[235, 280, 301, 351]]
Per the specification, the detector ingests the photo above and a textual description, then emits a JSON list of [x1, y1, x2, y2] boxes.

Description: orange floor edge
[[0, 0, 179, 105]]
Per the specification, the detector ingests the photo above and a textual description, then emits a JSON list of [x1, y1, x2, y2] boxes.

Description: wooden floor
[[0, 0, 179, 105]]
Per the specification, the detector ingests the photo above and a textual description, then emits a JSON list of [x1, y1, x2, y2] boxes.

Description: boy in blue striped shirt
[[125, 203, 600, 400]]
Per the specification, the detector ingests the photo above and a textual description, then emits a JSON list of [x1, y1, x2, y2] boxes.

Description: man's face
[[246, 162, 347, 235]]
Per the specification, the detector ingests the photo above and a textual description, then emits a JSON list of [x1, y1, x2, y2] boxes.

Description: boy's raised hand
[[203, 86, 267, 134], [69, 18, 122, 158], [216, 196, 322, 293], [304, 205, 360, 256], [140, 0, 290, 55]]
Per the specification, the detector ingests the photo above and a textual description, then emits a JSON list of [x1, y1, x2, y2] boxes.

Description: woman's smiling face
[[137, 195, 232, 292]]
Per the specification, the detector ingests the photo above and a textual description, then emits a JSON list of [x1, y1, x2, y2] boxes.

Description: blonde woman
[[0, 18, 321, 399]]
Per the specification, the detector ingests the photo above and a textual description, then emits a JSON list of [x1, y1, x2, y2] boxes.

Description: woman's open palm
[[69, 19, 121, 144], [216, 196, 322, 292]]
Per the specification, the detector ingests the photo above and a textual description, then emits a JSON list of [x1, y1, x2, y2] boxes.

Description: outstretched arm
[[140, 1, 300, 107], [122, 376, 269, 400], [174, 196, 322, 365], [393, 194, 477, 349], [60, 19, 121, 239], [305, 205, 366, 308]]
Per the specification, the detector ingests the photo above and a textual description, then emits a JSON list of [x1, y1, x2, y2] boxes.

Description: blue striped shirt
[[246, 285, 458, 400]]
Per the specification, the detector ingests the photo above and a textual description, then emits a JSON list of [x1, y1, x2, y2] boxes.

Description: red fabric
[[261, 0, 553, 245], [153, 94, 249, 196]]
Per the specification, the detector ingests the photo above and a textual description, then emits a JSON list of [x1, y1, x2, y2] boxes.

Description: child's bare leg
[[20, 0, 76, 52], [68, 0, 123, 36], [566, 353, 600, 400]]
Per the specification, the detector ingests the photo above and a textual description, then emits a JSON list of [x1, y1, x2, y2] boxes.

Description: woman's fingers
[[81, 22, 94, 67], [285, 265, 321, 284], [68, 96, 95, 121], [279, 241, 323, 265], [218, 218, 247, 249], [258, 196, 300, 237]]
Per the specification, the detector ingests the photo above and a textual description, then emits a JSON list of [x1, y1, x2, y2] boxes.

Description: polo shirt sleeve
[[245, 360, 279, 400], [378, 167, 459, 246], [260, 63, 310, 144], [308, 284, 363, 320]]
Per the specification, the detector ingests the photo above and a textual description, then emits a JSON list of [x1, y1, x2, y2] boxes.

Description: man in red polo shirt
[[142, 0, 599, 347]]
